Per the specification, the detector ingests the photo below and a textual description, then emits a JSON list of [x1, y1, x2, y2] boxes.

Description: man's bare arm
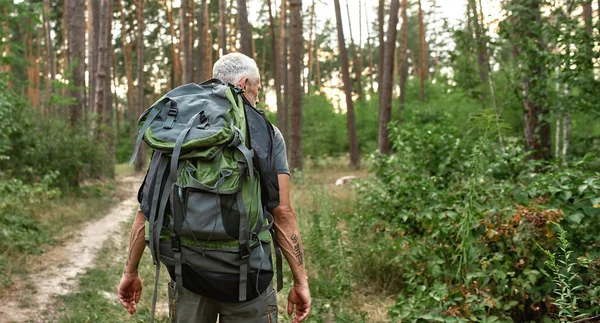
[[124, 209, 146, 274], [273, 174, 308, 285]]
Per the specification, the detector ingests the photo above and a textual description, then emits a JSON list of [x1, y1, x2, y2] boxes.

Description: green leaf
[[567, 212, 584, 224], [578, 184, 588, 194]]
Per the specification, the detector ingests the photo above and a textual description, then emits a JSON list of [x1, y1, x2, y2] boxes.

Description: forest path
[[0, 175, 143, 323]]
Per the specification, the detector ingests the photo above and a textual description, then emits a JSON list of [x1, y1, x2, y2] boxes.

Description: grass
[[0, 179, 118, 291], [50, 158, 392, 322]]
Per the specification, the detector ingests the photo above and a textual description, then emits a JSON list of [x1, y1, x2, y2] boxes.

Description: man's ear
[[238, 77, 249, 91]]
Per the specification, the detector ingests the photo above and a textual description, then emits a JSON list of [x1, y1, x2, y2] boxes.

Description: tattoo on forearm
[[291, 234, 303, 265]]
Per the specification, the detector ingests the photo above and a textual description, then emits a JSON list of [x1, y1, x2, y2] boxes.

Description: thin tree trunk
[[345, 0, 357, 95], [181, 0, 192, 83], [334, 0, 360, 169], [561, 114, 570, 163], [135, 0, 146, 172], [582, 1, 592, 34], [237, 0, 252, 57], [166, 0, 180, 87], [95, 0, 109, 142], [228, 0, 237, 51], [120, 0, 136, 149], [364, 2, 374, 93], [278, 0, 289, 145], [378, 0, 400, 154], [189, 0, 195, 76], [306, 0, 316, 94], [88, 0, 100, 117], [289, 0, 303, 171], [398, 0, 408, 120], [66, 0, 86, 126], [468, 0, 488, 104], [198, 0, 207, 80], [377, 0, 384, 89], [204, 5, 212, 79], [315, 43, 321, 89], [417, 0, 426, 102], [43, 0, 56, 97], [356, 0, 364, 99], [266, 0, 281, 114], [219, 0, 227, 56]]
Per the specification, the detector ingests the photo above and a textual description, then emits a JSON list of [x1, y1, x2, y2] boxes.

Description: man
[[118, 53, 311, 323]]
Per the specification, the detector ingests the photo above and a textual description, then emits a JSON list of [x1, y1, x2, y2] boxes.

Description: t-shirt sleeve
[[272, 126, 290, 175]]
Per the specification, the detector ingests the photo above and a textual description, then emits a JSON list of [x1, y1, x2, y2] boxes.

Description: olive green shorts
[[168, 280, 278, 323]]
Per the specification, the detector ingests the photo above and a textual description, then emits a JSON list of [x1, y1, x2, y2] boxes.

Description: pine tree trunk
[[120, 0, 136, 149], [135, 0, 147, 172], [289, 0, 303, 171], [278, 0, 289, 145], [334, 0, 360, 169], [417, 0, 426, 102], [237, 0, 252, 57], [43, 0, 55, 96], [356, 0, 364, 99], [198, 0, 207, 80], [266, 0, 281, 114], [204, 5, 212, 79], [398, 0, 408, 119], [377, 0, 384, 89], [88, 0, 100, 117], [181, 0, 192, 83], [468, 0, 488, 104], [219, 0, 227, 56], [66, 0, 86, 126], [166, 0, 180, 87], [228, 0, 236, 51], [306, 0, 315, 94], [378, 0, 400, 154], [95, 0, 109, 143]]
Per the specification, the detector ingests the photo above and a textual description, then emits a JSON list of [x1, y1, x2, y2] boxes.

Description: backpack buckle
[[171, 234, 181, 253], [239, 243, 251, 259], [163, 105, 178, 129]]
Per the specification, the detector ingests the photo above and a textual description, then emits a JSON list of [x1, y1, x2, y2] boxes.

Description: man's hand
[[287, 284, 311, 323], [118, 272, 142, 315]]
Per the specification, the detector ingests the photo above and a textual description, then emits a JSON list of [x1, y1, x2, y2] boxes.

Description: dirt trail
[[0, 175, 143, 323]]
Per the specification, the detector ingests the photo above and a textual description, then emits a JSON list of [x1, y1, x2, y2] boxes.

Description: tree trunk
[[237, 0, 252, 57], [345, 0, 357, 95], [356, 0, 364, 99], [66, 0, 86, 126], [334, 0, 360, 169], [166, 0, 180, 87], [219, 0, 227, 56], [417, 0, 426, 102], [198, 0, 207, 80], [377, 0, 384, 89], [582, 0, 592, 35], [288, 0, 303, 171], [266, 0, 281, 114], [378, 0, 400, 154], [120, 0, 136, 149], [513, 0, 551, 161], [398, 0, 408, 119], [135, 0, 147, 172], [181, 0, 192, 83], [228, 0, 236, 51], [364, 2, 374, 93], [43, 0, 56, 95], [306, 0, 316, 94], [88, 0, 100, 117], [204, 5, 212, 79], [468, 0, 488, 104], [278, 0, 289, 145]]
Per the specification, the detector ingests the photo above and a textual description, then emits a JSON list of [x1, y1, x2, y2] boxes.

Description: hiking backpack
[[129, 79, 283, 321]]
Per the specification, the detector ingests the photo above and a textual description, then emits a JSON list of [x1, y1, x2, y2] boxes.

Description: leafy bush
[[348, 113, 600, 321]]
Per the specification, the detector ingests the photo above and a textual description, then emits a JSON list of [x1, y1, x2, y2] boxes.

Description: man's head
[[212, 53, 262, 106]]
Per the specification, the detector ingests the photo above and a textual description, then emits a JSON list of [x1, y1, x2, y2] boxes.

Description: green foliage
[[301, 94, 348, 157], [350, 112, 599, 321]]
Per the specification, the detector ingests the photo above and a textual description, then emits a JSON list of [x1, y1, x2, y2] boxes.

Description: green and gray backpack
[[129, 79, 282, 321]]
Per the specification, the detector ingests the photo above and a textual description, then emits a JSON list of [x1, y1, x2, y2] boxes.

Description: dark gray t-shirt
[[272, 126, 290, 175]]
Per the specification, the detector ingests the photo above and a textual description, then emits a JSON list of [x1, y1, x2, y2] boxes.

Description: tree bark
[[219, 0, 227, 56], [334, 0, 360, 169], [288, 0, 303, 171], [417, 0, 426, 102], [356, 0, 364, 99], [135, 0, 147, 172], [582, 0, 592, 35], [378, 0, 400, 154], [306, 0, 316, 93], [66, 0, 86, 125], [43, 0, 56, 94], [204, 5, 212, 79], [180, 0, 192, 83], [345, 0, 357, 95], [237, 0, 252, 57], [166, 0, 180, 87], [468, 0, 488, 104], [398, 0, 408, 119], [120, 0, 136, 149], [377, 0, 384, 89], [278, 0, 289, 145], [88, 0, 100, 116], [266, 0, 281, 114], [198, 0, 207, 80]]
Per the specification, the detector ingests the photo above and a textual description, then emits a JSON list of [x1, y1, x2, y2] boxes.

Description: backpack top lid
[[129, 79, 247, 165]]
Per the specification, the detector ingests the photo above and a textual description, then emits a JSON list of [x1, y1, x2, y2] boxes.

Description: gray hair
[[212, 53, 260, 85]]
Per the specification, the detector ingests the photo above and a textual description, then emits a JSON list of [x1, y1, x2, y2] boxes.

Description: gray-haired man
[[118, 53, 311, 323]]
